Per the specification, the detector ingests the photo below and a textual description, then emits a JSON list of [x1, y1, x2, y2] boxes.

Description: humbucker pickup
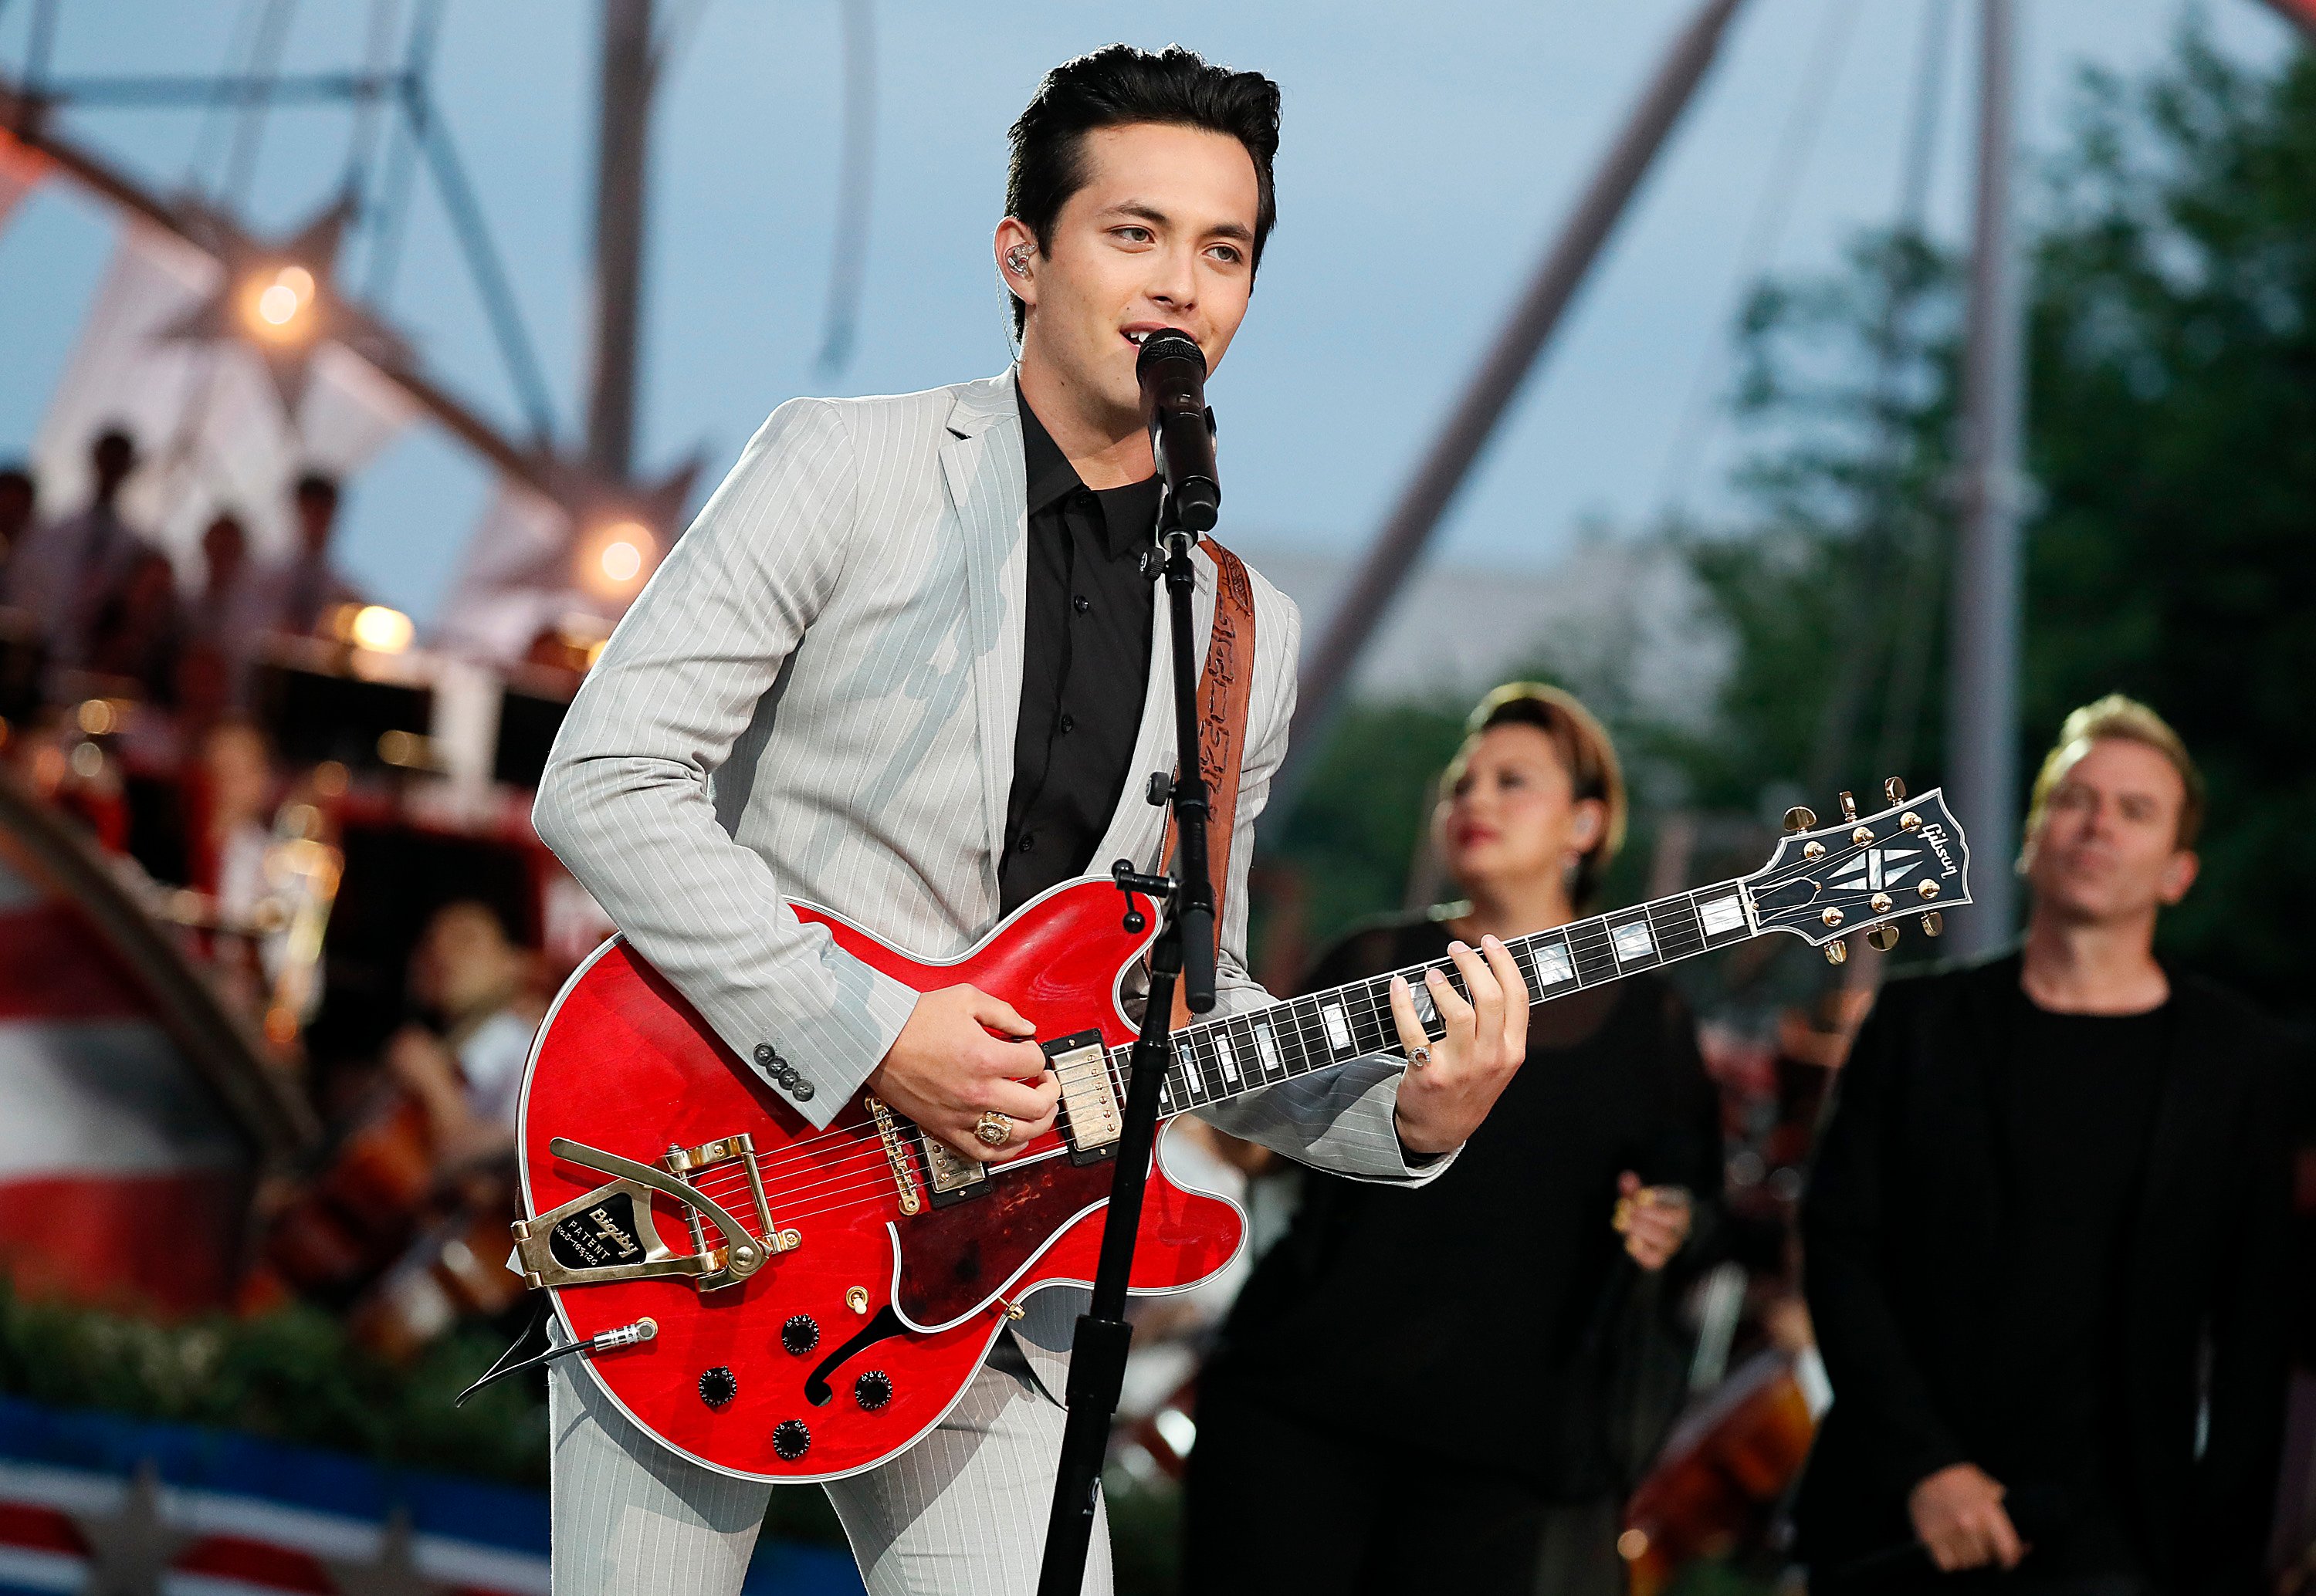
[[919, 1134, 988, 1206], [1048, 1030, 1120, 1165]]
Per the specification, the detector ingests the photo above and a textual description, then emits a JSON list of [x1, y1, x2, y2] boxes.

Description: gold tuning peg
[[1867, 924, 1900, 953], [1837, 791, 1859, 821], [1783, 806, 1817, 833], [1823, 938, 1848, 966], [1883, 776, 1907, 803], [1920, 911, 1943, 938]]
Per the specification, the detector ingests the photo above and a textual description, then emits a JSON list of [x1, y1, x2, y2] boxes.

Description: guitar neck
[[1138, 879, 1761, 1118]]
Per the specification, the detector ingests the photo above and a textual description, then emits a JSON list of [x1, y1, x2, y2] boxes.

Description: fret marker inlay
[[1698, 893, 1746, 937], [1611, 921, 1655, 964], [1532, 942, 1576, 986], [1253, 1023, 1281, 1076], [1215, 1034, 1240, 1084], [1321, 1003, 1353, 1053]]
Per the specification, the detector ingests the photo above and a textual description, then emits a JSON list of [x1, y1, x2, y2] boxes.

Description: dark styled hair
[[1004, 44, 1281, 333]]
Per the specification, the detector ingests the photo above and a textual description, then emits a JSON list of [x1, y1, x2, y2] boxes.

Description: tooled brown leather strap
[[1160, 538, 1258, 1026]]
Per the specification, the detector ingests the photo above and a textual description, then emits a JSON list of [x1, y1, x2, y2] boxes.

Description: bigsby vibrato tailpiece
[[511, 1134, 799, 1293]]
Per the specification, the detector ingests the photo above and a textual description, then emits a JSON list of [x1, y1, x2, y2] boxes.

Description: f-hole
[[804, 1306, 906, 1406]]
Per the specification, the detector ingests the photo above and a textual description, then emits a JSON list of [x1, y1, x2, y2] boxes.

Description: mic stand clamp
[[1038, 520, 1217, 1596]]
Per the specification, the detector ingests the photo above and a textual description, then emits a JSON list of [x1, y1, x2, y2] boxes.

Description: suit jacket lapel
[[938, 370, 1028, 890]]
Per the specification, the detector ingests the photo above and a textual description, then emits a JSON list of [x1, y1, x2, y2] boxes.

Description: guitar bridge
[[864, 1097, 923, 1215], [512, 1134, 798, 1294]]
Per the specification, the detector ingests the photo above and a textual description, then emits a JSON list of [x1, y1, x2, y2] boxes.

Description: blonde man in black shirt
[[1798, 696, 2291, 1593]]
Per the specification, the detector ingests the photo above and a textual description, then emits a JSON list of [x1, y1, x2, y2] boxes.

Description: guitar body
[[516, 877, 1243, 1482]]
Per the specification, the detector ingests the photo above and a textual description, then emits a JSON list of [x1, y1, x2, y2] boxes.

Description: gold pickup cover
[[1052, 1039, 1121, 1154]]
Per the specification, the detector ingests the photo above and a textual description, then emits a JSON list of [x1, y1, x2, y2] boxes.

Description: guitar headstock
[[1740, 779, 1972, 962]]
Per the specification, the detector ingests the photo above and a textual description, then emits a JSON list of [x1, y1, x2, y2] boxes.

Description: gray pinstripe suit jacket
[[533, 367, 1441, 1397]]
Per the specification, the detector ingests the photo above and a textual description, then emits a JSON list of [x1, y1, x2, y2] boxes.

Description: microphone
[[1136, 330, 1220, 534]]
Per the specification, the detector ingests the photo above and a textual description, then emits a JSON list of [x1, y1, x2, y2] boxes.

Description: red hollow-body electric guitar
[[514, 786, 1971, 1481]]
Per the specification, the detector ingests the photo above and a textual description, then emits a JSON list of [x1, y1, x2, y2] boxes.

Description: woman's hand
[[1386, 936, 1530, 1156], [1611, 1172, 1692, 1270]]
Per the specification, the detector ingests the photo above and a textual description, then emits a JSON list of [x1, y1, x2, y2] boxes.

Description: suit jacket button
[[791, 1080, 815, 1102], [754, 1044, 777, 1067]]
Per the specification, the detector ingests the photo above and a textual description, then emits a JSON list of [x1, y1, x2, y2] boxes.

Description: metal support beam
[[1277, 0, 1752, 818], [405, 76, 563, 444], [29, 71, 412, 108], [585, 0, 655, 479], [1948, 0, 2024, 955], [0, 70, 554, 494]]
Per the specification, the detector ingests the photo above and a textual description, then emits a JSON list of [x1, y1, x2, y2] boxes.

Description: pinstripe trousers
[[547, 1331, 1112, 1594]]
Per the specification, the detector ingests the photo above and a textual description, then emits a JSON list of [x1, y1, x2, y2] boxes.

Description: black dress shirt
[[998, 392, 1160, 916]]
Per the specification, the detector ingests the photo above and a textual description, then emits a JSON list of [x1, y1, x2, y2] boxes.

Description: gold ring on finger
[[974, 1110, 1014, 1148]]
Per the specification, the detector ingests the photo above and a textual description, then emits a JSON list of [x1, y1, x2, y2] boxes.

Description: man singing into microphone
[[530, 45, 1532, 1595]]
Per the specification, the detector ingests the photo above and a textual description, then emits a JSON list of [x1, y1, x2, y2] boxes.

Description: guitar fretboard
[[1122, 880, 1758, 1117]]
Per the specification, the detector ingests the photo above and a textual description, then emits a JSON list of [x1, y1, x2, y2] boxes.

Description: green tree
[[1677, 23, 2316, 1010], [1271, 26, 2316, 1011], [2021, 31, 2316, 1004]]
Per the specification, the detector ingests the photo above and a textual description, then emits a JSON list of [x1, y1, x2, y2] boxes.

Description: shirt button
[[1017, 833, 1037, 853], [1059, 714, 1075, 734], [1072, 594, 1091, 614]]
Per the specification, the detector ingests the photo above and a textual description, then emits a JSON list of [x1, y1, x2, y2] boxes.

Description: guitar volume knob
[[773, 1419, 812, 1461], [781, 1314, 820, 1355], [698, 1366, 738, 1409], [854, 1370, 892, 1412]]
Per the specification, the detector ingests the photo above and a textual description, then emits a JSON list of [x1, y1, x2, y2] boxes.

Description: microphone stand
[[1036, 495, 1217, 1596]]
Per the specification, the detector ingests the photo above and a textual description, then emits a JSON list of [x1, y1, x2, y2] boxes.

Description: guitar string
[[667, 847, 1866, 1217], [674, 908, 1740, 1228], [686, 925, 1726, 1228], [659, 841, 1834, 1176], [638, 916, 1756, 1223], [557, 828, 1917, 1233]]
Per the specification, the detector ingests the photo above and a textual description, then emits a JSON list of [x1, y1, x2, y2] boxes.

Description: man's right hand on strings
[[868, 985, 1058, 1162]]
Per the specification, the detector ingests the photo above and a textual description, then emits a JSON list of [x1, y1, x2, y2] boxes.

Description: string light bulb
[[579, 518, 658, 599], [242, 263, 318, 342], [348, 604, 415, 654]]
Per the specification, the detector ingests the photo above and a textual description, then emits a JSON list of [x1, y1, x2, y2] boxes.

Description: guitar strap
[[1160, 538, 1258, 1027]]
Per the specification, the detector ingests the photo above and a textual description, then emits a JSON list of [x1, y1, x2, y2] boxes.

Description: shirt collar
[[1017, 387, 1084, 517], [1017, 387, 1163, 560]]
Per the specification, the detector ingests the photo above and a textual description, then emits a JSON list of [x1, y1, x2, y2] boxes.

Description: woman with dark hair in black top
[[1183, 683, 1724, 1596]]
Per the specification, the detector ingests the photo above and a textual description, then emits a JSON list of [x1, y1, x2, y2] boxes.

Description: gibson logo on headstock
[[1921, 822, 1961, 877]]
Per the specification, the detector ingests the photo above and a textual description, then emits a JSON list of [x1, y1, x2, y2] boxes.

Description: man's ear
[[2157, 848, 2199, 907], [994, 218, 1038, 315]]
